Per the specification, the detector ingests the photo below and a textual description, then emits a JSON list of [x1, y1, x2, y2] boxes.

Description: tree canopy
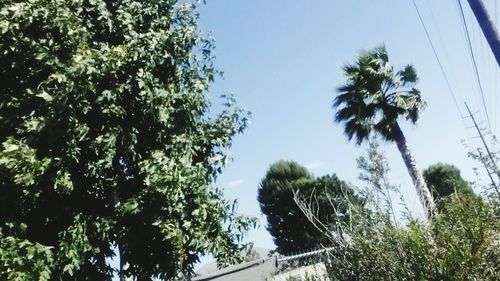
[[333, 46, 425, 145], [423, 163, 475, 203], [0, 0, 253, 280], [258, 160, 362, 254]]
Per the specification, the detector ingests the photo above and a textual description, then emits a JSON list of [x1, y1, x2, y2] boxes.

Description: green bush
[[324, 194, 500, 281]]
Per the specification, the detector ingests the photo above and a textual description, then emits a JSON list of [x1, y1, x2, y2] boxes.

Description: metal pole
[[465, 102, 500, 196], [466, 0, 500, 66], [476, 148, 499, 193]]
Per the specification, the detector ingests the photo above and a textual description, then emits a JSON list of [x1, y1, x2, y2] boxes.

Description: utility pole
[[466, 0, 500, 66], [476, 148, 499, 193], [465, 102, 500, 196]]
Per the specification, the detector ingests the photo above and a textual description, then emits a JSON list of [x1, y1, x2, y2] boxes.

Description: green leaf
[[36, 91, 53, 102]]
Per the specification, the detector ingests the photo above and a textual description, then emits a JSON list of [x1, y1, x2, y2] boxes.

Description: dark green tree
[[0, 1, 254, 280], [423, 163, 475, 202], [333, 46, 435, 218], [258, 160, 362, 254]]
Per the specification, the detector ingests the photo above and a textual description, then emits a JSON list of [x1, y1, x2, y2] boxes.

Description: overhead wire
[[456, 0, 492, 133], [411, 0, 478, 152], [456, 1, 500, 191], [412, 0, 492, 188], [454, 0, 497, 135], [489, 0, 497, 135], [483, 1, 497, 135], [425, 0, 451, 64], [475, 2, 493, 132], [410, 0, 464, 118]]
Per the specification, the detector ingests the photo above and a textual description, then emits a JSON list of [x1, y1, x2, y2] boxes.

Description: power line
[[412, 0, 480, 164], [410, 0, 463, 118], [412, 1, 489, 190], [456, 0, 492, 132], [425, 0, 451, 64]]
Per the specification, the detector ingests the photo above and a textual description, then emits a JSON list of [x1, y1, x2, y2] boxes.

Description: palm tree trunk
[[391, 123, 435, 219]]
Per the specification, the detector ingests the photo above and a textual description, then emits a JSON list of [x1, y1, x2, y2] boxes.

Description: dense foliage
[[0, 0, 254, 280], [258, 160, 362, 254], [325, 194, 500, 281], [423, 163, 475, 202], [311, 143, 500, 281]]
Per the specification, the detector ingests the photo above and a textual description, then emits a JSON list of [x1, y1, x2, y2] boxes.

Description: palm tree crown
[[333, 46, 435, 218], [333, 46, 426, 145]]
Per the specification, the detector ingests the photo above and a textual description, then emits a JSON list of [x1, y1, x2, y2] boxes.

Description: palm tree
[[333, 46, 435, 218]]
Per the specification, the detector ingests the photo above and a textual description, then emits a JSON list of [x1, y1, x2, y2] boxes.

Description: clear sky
[[197, 0, 500, 251]]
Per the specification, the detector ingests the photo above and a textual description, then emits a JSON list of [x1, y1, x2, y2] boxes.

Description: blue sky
[[198, 0, 500, 250]]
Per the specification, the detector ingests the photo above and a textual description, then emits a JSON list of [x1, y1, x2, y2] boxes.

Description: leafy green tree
[[333, 46, 435, 218], [0, 1, 254, 280], [423, 163, 475, 203], [258, 160, 362, 254]]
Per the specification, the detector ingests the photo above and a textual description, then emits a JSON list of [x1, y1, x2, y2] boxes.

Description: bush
[[324, 193, 500, 280]]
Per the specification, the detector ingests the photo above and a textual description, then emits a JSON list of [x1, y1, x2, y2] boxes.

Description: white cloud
[[305, 161, 327, 170], [227, 179, 244, 187]]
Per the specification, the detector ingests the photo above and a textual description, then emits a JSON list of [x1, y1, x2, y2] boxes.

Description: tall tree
[[423, 163, 475, 202], [0, 1, 254, 280], [258, 160, 361, 254], [333, 46, 435, 218]]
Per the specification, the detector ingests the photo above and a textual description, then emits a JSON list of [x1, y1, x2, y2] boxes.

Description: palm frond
[[391, 88, 426, 124], [335, 107, 358, 123], [344, 118, 372, 145], [334, 45, 425, 141], [334, 86, 359, 107], [374, 117, 396, 142], [341, 64, 360, 77], [397, 65, 418, 85]]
